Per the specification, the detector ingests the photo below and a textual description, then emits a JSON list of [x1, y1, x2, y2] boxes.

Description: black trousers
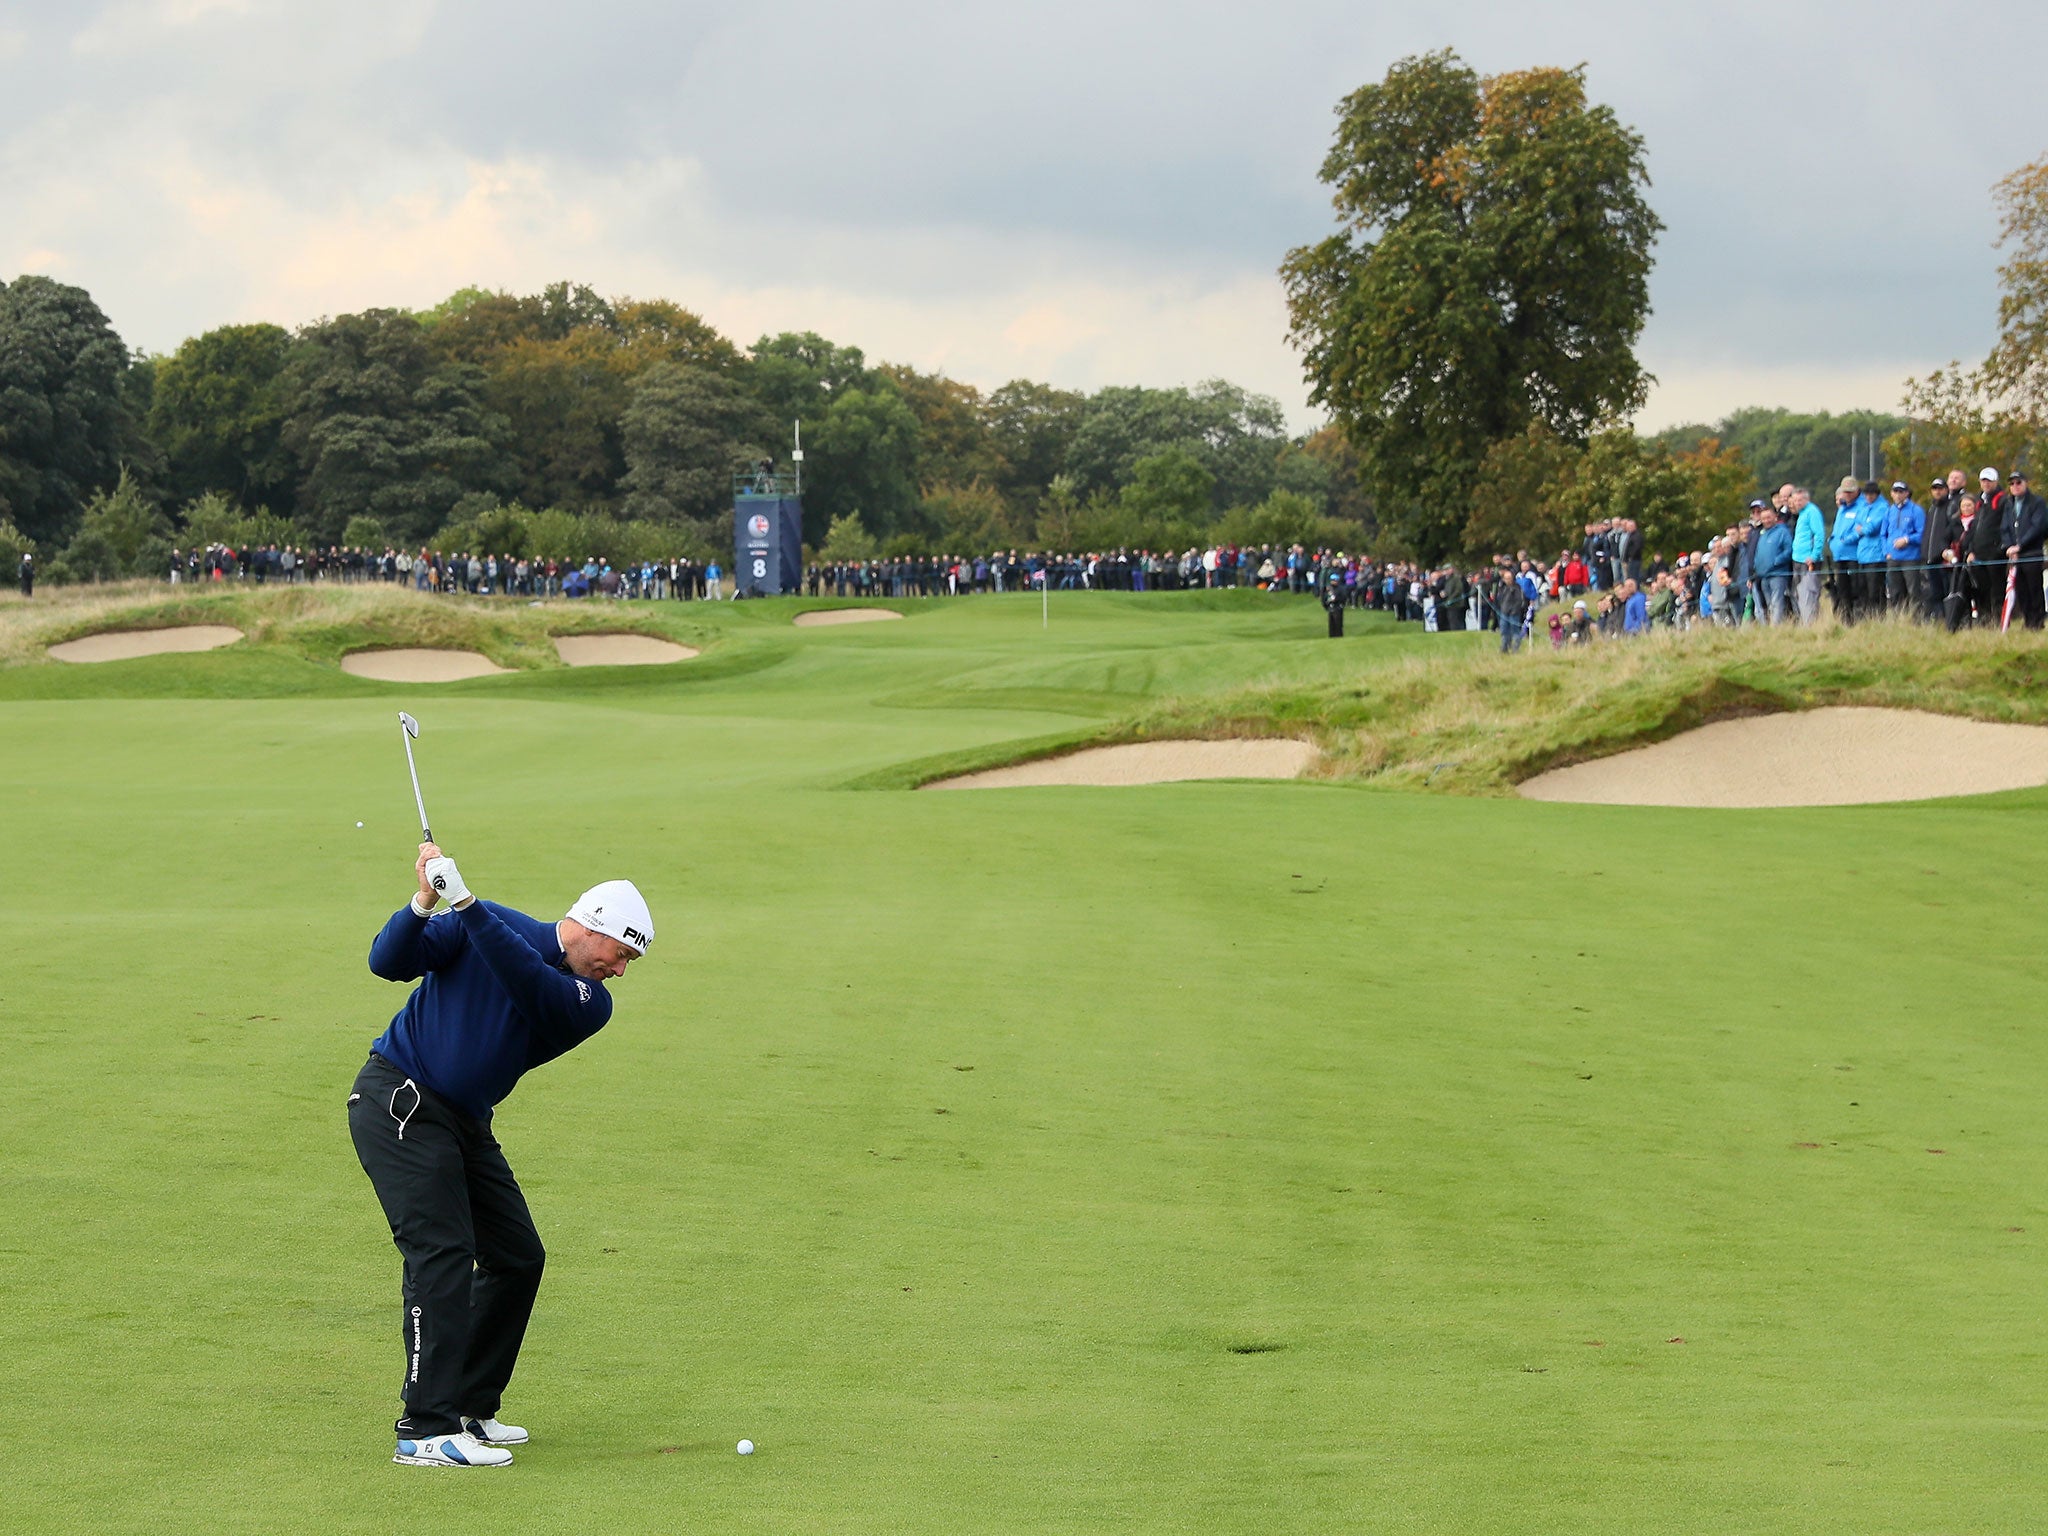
[[348, 1054, 545, 1436], [2017, 556, 2047, 630]]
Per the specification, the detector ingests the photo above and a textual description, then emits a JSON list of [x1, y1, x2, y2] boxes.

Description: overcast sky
[[3, 0, 2044, 429]]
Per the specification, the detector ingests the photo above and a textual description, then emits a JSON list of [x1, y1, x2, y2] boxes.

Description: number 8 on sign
[[753, 559, 767, 578]]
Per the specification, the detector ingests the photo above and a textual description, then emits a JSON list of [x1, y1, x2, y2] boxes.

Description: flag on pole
[[2002, 563, 2018, 633]]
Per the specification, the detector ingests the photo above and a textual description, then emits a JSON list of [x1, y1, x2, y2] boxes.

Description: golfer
[[348, 842, 651, 1468]]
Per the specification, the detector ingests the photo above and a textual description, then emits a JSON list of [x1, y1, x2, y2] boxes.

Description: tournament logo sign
[[748, 514, 771, 537]]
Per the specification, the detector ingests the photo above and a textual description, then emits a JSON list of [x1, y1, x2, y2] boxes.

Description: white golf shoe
[[462, 1415, 530, 1446], [393, 1430, 513, 1468]]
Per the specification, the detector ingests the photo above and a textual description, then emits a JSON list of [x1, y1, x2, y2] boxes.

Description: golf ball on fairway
[[356, 821, 364, 828], [737, 1439, 754, 1455]]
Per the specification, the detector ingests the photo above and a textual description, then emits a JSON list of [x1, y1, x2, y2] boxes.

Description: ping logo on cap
[[623, 925, 650, 949]]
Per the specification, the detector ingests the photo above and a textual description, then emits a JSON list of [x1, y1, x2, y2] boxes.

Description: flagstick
[[1042, 573, 1048, 629]]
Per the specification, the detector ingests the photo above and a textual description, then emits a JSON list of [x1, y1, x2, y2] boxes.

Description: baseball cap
[[1748, 499, 1766, 509], [1981, 467, 2001, 481], [1837, 475, 1861, 495], [567, 880, 654, 954], [1891, 481, 1908, 492]]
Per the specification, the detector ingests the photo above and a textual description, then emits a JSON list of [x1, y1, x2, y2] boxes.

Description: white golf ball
[[737, 1439, 754, 1455], [356, 821, 364, 828]]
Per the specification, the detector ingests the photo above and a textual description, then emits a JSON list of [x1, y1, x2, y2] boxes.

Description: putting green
[[1, 590, 2043, 1534]]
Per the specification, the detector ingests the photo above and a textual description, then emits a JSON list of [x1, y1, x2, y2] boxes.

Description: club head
[[399, 712, 420, 739]]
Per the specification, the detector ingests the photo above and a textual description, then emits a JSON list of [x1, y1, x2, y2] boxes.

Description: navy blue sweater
[[367, 899, 612, 1118]]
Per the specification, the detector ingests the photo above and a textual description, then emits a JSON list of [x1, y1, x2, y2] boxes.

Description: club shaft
[[402, 737, 432, 841]]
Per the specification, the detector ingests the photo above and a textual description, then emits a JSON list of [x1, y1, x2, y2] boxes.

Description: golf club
[[397, 711, 432, 842]]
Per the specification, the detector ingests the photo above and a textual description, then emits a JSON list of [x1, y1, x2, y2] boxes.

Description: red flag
[[2002, 564, 2018, 633]]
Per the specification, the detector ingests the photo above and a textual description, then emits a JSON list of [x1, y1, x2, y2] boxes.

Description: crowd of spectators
[[156, 466, 2047, 646], [1473, 466, 2048, 648], [169, 545, 728, 600]]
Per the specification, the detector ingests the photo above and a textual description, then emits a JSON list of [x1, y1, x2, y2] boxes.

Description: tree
[[1461, 421, 1582, 559], [1986, 154, 2048, 423], [149, 322, 293, 507], [277, 309, 511, 545], [0, 275, 145, 548], [921, 481, 1016, 551], [1118, 448, 1215, 532], [817, 511, 879, 561], [879, 364, 1004, 490], [1890, 157, 2048, 489], [54, 468, 170, 581], [177, 490, 295, 551], [805, 384, 922, 544], [982, 379, 1085, 508], [611, 299, 741, 378], [1547, 429, 1751, 559], [1642, 406, 1905, 498], [1283, 50, 1661, 560], [485, 329, 631, 507], [1063, 381, 1290, 513], [745, 331, 870, 437], [618, 363, 776, 530]]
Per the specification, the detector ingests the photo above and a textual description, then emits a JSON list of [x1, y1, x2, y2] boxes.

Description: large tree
[[806, 383, 922, 544], [745, 331, 870, 439], [278, 309, 510, 545], [619, 363, 776, 529], [1986, 155, 2048, 423], [0, 275, 145, 547], [981, 378, 1085, 508], [149, 322, 293, 508], [1283, 50, 1661, 559], [1062, 380, 1290, 514]]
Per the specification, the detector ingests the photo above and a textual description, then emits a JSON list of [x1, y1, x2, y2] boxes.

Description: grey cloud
[[5, 0, 2047, 415]]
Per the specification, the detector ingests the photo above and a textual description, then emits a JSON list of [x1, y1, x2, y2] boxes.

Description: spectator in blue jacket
[[1789, 486, 1827, 623], [1621, 579, 1648, 634], [1828, 476, 1866, 622], [1853, 480, 1892, 614], [1753, 504, 1794, 624], [1883, 481, 1927, 616]]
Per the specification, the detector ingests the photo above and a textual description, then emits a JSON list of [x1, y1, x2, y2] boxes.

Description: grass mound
[[1127, 619, 2048, 794], [0, 582, 716, 672]]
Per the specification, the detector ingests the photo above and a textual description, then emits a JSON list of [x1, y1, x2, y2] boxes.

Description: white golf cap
[[1981, 467, 2001, 481], [567, 880, 654, 954]]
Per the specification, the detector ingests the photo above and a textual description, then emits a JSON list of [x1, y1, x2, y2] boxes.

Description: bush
[[819, 511, 879, 561], [176, 491, 297, 551], [0, 517, 34, 574], [427, 499, 719, 566], [57, 470, 171, 581]]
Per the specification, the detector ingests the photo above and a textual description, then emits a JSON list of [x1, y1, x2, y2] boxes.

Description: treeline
[[1, 268, 1956, 586], [0, 275, 1370, 582]]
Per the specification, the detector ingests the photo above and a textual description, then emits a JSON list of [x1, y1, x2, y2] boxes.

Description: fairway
[[2, 592, 2044, 1533]]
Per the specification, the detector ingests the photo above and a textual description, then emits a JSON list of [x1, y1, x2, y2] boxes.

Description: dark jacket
[[2002, 492, 2048, 556], [1921, 496, 1953, 563], [1961, 507, 2004, 564], [368, 900, 612, 1118]]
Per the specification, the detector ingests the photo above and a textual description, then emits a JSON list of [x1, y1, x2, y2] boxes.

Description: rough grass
[[1124, 618, 2048, 794], [0, 581, 715, 670]]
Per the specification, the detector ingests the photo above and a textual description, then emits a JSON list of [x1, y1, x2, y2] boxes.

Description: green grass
[[1133, 616, 2048, 794], [2, 588, 2045, 1534]]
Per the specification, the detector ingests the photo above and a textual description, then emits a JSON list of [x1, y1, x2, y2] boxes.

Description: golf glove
[[424, 856, 474, 910]]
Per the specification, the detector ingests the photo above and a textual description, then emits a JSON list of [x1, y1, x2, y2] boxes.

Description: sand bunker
[[928, 738, 1317, 790], [48, 625, 243, 662], [551, 633, 698, 667], [340, 649, 509, 682], [1519, 707, 2048, 808], [794, 608, 903, 627]]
